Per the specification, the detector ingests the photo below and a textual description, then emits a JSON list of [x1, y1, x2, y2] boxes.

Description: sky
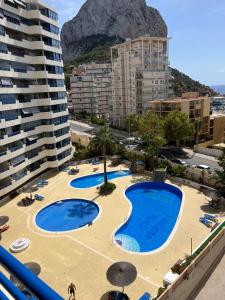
[[45, 0, 225, 86]]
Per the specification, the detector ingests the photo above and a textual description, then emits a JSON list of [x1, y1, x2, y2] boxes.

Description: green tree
[[91, 126, 113, 184], [138, 112, 165, 170], [216, 149, 225, 194], [164, 111, 195, 147], [125, 114, 140, 136]]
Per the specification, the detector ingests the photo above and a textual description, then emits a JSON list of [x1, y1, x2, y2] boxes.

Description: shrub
[[99, 182, 116, 195], [154, 287, 167, 299], [156, 158, 169, 169], [168, 164, 186, 178]]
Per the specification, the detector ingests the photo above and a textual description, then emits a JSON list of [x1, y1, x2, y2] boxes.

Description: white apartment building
[[70, 63, 112, 118], [110, 36, 171, 126], [0, 0, 73, 199]]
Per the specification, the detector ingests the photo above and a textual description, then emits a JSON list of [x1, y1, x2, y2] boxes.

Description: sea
[[211, 85, 225, 95]]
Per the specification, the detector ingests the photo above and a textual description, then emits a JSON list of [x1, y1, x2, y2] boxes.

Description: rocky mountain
[[61, 0, 217, 96], [61, 0, 167, 63]]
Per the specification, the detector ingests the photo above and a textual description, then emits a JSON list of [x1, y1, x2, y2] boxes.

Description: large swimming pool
[[35, 199, 99, 232], [115, 182, 183, 253], [70, 170, 131, 189]]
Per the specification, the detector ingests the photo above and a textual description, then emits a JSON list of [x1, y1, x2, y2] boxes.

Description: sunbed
[[199, 217, 213, 227], [139, 292, 151, 300], [34, 194, 44, 201], [204, 214, 217, 222], [36, 180, 48, 186]]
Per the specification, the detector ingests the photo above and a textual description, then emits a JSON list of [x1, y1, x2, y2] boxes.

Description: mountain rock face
[[61, 0, 167, 63]]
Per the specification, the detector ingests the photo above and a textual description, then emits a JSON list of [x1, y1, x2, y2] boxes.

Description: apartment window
[[40, 8, 58, 21], [1, 110, 18, 121], [0, 94, 16, 104], [11, 61, 27, 73], [0, 60, 10, 71], [0, 78, 13, 87], [48, 79, 64, 87], [3, 10, 21, 25], [0, 42, 8, 54], [4, 0, 17, 9], [41, 22, 59, 35], [0, 25, 5, 36]]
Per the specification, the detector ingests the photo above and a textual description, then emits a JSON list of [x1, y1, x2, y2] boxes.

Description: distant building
[[0, 0, 73, 200], [110, 36, 172, 126], [70, 120, 95, 147], [211, 96, 225, 114], [70, 63, 112, 118], [149, 93, 225, 145]]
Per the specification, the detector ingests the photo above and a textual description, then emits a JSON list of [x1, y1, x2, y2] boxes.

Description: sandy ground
[[0, 162, 219, 300]]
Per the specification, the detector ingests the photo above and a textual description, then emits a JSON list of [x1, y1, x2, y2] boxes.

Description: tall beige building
[[0, 0, 73, 200], [70, 63, 112, 118], [110, 36, 171, 126]]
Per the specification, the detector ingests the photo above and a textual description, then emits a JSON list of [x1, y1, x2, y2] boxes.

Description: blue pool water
[[115, 182, 182, 253], [36, 199, 99, 232], [70, 170, 131, 189]]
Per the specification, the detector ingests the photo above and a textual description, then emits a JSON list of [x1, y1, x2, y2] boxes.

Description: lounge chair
[[34, 194, 44, 201], [204, 214, 217, 222], [0, 224, 9, 233], [36, 180, 48, 187], [199, 217, 213, 227], [68, 168, 79, 175], [139, 292, 151, 300], [37, 179, 48, 185], [92, 158, 100, 165]]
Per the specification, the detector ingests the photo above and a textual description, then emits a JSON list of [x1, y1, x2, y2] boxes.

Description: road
[[71, 120, 221, 172], [160, 148, 221, 172]]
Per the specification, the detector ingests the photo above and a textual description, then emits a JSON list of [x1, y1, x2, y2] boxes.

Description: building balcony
[[0, 84, 66, 95], [0, 52, 63, 67], [0, 17, 59, 40], [0, 97, 67, 111], [1, 1, 58, 26], [0, 34, 62, 54], [0, 69, 64, 80]]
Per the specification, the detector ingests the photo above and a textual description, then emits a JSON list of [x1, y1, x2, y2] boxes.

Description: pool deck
[[0, 162, 222, 300]]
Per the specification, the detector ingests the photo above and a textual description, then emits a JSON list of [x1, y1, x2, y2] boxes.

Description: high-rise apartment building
[[70, 63, 112, 118], [0, 0, 72, 199], [110, 36, 171, 126]]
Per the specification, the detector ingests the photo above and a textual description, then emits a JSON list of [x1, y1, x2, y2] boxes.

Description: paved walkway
[[195, 251, 225, 300]]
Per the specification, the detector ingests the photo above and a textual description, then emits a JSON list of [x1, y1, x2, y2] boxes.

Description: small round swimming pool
[[35, 199, 99, 232]]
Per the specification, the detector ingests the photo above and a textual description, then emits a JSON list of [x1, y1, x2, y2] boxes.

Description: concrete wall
[[170, 162, 222, 188], [194, 145, 223, 158], [158, 229, 225, 300], [71, 131, 93, 147]]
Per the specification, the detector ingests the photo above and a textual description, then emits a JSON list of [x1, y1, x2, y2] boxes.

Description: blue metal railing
[[0, 272, 27, 300], [0, 246, 63, 300]]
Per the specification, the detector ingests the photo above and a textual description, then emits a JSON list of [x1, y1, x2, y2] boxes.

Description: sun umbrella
[[25, 186, 38, 198], [0, 216, 9, 226], [106, 262, 137, 292], [10, 262, 41, 287]]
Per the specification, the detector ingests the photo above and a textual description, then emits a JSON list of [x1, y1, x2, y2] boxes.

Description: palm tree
[[92, 126, 113, 185]]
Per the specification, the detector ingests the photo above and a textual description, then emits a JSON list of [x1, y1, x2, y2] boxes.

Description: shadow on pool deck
[[129, 174, 153, 185]]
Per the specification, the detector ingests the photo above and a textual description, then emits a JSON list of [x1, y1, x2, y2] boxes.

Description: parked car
[[125, 144, 138, 151], [171, 159, 188, 167], [192, 164, 211, 171]]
